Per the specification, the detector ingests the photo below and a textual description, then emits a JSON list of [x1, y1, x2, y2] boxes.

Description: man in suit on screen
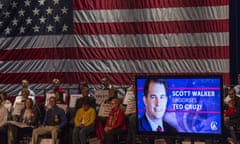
[[138, 78, 176, 133]]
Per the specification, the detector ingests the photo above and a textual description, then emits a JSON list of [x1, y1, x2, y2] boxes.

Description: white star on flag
[[61, 7, 68, 14], [47, 24, 54, 32], [46, 7, 53, 15], [54, 15, 60, 23], [40, 16, 47, 24], [18, 9, 25, 16], [12, 18, 18, 26], [5, 27, 11, 34], [33, 25, 40, 32], [19, 26, 25, 33], [24, 0, 31, 7], [33, 8, 40, 16], [26, 17, 32, 24], [38, 0, 45, 6]]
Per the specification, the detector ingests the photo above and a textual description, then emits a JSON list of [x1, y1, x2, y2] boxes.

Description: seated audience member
[[8, 98, 40, 144], [104, 98, 126, 144], [51, 78, 65, 94], [98, 88, 118, 127], [55, 90, 70, 120], [74, 86, 96, 115], [45, 87, 66, 110], [46, 79, 66, 107], [0, 91, 13, 114], [104, 88, 118, 104], [31, 97, 67, 144], [18, 79, 35, 96], [72, 97, 96, 144], [234, 74, 240, 95], [0, 97, 8, 144], [79, 81, 88, 92], [224, 88, 236, 109], [55, 90, 65, 104], [101, 76, 113, 90], [224, 88, 240, 141], [224, 100, 236, 118], [13, 88, 35, 108]]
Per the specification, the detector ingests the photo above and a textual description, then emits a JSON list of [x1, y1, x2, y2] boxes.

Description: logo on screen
[[210, 121, 218, 131]]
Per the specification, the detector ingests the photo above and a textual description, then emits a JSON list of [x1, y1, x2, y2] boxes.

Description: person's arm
[[13, 96, 21, 108], [6, 100, 13, 113], [84, 108, 96, 126], [0, 107, 8, 127], [58, 109, 67, 128], [111, 110, 125, 129], [74, 108, 82, 127]]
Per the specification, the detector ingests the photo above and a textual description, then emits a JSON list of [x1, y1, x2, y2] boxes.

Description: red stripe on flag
[[0, 46, 229, 60], [73, 0, 229, 10], [0, 72, 230, 85], [73, 20, 229, 35]]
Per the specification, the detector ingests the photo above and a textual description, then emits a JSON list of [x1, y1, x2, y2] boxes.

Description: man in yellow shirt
[[72, 97, 96, 144]]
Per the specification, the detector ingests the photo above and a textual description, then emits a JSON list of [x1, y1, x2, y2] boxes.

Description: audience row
[[0, 76, 136, 144]]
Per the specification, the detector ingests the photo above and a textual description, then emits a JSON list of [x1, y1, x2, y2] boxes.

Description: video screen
[[136, 76, 223, 136]]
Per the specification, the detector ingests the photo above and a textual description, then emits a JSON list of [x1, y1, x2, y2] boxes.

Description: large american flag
[[0, 0, 229, 96]]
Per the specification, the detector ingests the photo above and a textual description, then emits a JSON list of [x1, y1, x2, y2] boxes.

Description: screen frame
[[135, 75, 224, 138]]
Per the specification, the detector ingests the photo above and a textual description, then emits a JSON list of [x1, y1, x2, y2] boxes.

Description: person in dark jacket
[[138, 78, 176, 133], [31, 96, 67, 144]]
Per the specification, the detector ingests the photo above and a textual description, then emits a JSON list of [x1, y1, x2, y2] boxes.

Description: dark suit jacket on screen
[[138, 114, 177, 133]]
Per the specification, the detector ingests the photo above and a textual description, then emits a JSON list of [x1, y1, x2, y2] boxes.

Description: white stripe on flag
[[0, 59, 229, 73], [0, 32, 229, 50], [73, 6, 229, 23]]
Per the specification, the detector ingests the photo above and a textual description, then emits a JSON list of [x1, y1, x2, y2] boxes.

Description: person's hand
[[79, 124, 85, 128], [104, 127, 112, 132], [224, 116, 229, 121], [104, 127, 108, 132]]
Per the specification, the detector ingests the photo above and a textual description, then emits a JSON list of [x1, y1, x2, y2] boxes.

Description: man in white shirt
[[14, 88, 35, 108], [101, 76, 113, 90], [18, 79, 35, 96], [224, 88, 236, 105]]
